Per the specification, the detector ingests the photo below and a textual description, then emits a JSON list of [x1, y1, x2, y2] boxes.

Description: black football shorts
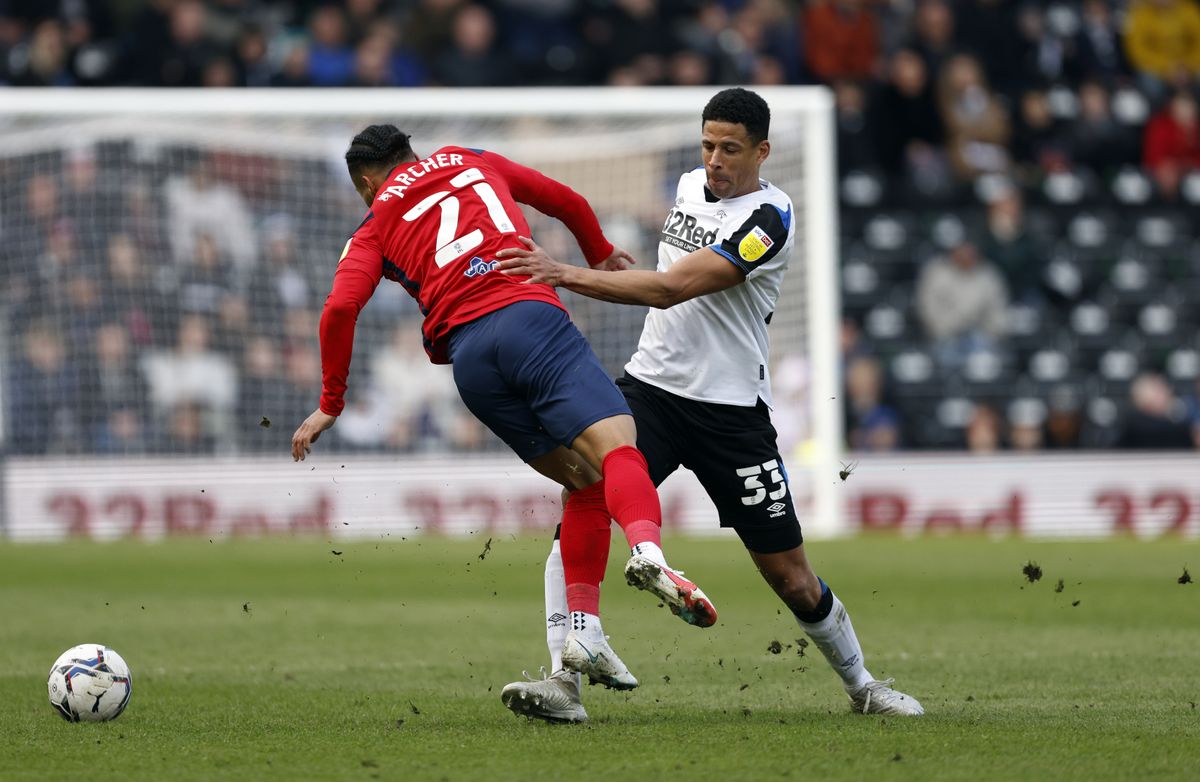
[[616, 373, 803, 554]]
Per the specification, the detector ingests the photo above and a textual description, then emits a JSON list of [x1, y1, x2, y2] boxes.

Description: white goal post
[[0, 87, 842, 538]]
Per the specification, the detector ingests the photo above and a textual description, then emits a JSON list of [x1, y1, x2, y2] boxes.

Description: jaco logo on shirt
[[738, 226, 773, 262], [464, 256, 499, 278]]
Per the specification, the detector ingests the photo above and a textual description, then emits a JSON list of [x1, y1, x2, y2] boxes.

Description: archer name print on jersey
[[661, 208, 718, 252], [375, 152, 467, 201]]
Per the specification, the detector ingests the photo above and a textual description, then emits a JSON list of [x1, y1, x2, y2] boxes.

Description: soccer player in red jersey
[[290, 125, 716, 689]]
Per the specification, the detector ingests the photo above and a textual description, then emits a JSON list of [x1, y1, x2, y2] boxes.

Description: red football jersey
[[319, 146, 614, 416]]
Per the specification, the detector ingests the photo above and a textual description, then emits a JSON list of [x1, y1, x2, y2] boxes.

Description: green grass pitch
[[1, 535, 1197, 781]]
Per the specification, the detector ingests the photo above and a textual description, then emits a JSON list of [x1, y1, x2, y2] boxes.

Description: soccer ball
[[47, 644, 132, 722]]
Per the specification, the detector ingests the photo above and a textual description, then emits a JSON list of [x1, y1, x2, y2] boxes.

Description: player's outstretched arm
[[295, 223, 383, 461], [497, 236, 742, 308]]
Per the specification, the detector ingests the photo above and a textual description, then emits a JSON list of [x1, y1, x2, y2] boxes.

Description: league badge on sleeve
[[738, 226, 773, 262]]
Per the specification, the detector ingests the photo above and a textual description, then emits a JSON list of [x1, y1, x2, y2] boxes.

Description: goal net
[[0, 88, 841, 538]]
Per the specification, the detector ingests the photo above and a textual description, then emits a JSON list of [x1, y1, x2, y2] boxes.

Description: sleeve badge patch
[[738, 225, 774, 262]]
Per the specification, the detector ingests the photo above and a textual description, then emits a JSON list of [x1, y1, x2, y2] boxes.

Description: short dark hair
[[702, 88, 770, 143], [345, 124, 413, 178]]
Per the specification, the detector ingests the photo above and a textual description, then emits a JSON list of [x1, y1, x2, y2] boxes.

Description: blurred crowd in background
[[3, 0, 1200, 455], [1, 146, 496, 456]]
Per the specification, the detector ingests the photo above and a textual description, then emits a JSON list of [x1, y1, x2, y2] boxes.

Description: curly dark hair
[[702, 88, 770, 143], [344, 124, 414, 178]]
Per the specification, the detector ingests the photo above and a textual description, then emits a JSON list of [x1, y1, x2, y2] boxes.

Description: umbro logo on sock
[[547, 612, 567, 627]]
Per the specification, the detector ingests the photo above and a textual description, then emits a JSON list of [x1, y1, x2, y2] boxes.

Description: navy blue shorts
[[447, 301, 631, 462]]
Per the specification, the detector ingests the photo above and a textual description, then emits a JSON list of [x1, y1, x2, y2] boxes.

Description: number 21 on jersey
[[399, 168, 516, 268]]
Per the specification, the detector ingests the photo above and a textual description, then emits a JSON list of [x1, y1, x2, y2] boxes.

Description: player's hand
[[496, 236, 568, 286], [292, 409, 336, 462], [594, 247, 637, 271]]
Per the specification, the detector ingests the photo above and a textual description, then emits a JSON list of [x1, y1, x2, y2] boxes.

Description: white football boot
[[624, 554, 718, 628], [848, 678, 925, 715], [560, 630, 639, 690], [501, 668, 588, 724]]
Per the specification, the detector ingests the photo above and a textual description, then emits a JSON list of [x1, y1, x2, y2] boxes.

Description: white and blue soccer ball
[[47, 644, 132, 722]]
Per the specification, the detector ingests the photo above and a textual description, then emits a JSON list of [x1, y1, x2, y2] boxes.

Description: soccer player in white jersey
[[494, 88, 923, 721]]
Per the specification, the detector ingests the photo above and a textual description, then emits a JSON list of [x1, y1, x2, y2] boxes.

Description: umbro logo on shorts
[[767, 502, 787, 517]]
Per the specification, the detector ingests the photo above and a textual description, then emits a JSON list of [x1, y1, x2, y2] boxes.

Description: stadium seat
[[860, 212, 920, 271], [1047, 85, 1080, 120], [1042, 171, 1085, 207], [840, 170, 885, 209], [959, 348, 1016, 399], [975, 173, 1017, 205], [927, 211, 967, 251], [896, 392, 973, 450], [1045, 5, 1081, 36], [1112, 87, 1150, 126], [842, 256, 879, 296], [1082, 395, 1123, 448], [1110, 167, 1154, 207], [1028, 347, 1074, 384], [862, 212, 911, 251], [841, 256, 880, 321], [1068, 301, 1113, 351], [863, 301, 913, 357], [1091, 345, 1141, 405], [890, 347, 936, 387], [1007, 396, 1048, 429], [888, 349, 948, 432], [1042, 251, 1088, 302], [1066, 212, 1113, 251], [1131, 212, 1190, 252], [1138, 301, 1182, 350], [1099, 256, 1161, 324], [1181, 172, 1200, 205], [1006, 302, 1053, 361], [1166, 348, 1200, 396], [936, 396, 975, 427], [1110, 255, 1154, 292], [1097, 348, 1139, 382]]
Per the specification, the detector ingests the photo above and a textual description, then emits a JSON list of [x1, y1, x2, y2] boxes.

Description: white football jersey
[[625, 167, 795, 407]]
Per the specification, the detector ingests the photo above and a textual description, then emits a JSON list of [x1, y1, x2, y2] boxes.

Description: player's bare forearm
[[559, 265, 677, 307], [497, 236, 742, 308]]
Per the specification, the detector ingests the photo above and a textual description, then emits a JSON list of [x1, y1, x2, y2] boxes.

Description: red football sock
[[560, 481, 611, 615], [601, 445, 662, 549]]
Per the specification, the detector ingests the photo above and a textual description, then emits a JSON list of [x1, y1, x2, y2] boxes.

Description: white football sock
[[795, 592, 874, 691], [544, 540, 571, 675], [569, 610, 605, 642], [631, 540, 668, 569]]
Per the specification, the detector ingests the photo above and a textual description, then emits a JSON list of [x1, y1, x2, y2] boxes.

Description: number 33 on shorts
[[736, 460, 788, 506]]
